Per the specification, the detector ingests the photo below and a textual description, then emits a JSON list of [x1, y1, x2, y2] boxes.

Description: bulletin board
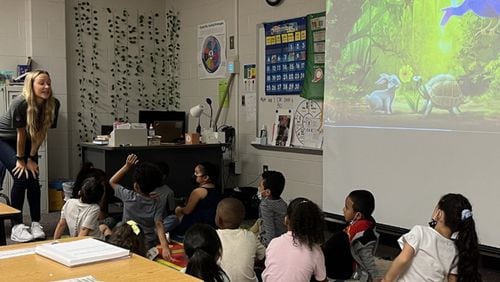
[[257, 22, 323, 149]]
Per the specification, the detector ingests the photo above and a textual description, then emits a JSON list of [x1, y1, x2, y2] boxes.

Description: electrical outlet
[[263, 165, 269, 173]]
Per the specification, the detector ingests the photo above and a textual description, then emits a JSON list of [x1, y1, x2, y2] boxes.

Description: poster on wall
[[273, 108, 294, 147], [198, 20, 226, 79], [301, 12, 325, 100], [292, 99, 323, 148], [264, 17, 307, 95]]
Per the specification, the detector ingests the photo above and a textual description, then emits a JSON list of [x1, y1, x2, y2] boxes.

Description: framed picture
[[273, 109, 293, 146]]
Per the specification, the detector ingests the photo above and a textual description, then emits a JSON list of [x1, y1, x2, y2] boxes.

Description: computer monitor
[[138, 110, 186, 141]]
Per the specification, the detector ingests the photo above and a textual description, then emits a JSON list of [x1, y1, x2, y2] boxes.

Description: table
[[0, 203, 20, 245], [0, 237, 200, 281], [81, 143, 225, 197]]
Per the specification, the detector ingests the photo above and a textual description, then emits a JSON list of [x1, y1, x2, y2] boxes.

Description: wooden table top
[[0, 237, 200, 281], [0, 202, 20, 218]]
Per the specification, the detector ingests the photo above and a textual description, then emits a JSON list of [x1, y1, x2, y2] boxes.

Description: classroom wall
[[0, 0, 69, 179], [170, 0, 325, 205], [65, 0, 168, 177]]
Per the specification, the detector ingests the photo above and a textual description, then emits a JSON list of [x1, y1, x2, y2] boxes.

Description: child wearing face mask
[[167, 162, 221, 238], [250, 170, 287, 247], [323, 189, 379, 281], [383, 193, 481, 282]]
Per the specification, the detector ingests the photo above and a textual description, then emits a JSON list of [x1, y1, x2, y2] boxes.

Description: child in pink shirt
[[262, 197, 327, 282]]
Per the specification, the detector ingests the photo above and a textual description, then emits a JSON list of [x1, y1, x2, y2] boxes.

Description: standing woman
[[0, 70, 60, 242]]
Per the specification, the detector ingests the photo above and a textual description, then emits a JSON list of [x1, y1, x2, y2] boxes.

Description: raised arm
[[109, 154, 138, 189], [383, 242, 415, 282]]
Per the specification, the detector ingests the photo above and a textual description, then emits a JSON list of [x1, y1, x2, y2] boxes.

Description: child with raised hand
[[109, 154, 171, 260], [184, 223, 230, 282], [53, 177, 104, 239], [252, 170, 287, 247], [107, 220, 147, 257], [216, 197, 266, 282], [262, 197, 327, 282], [323, 189, 379, 280], [383, 193, 481, 282]]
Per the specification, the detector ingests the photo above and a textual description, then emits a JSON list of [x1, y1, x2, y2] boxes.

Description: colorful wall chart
[[264, 17, 307, 95]]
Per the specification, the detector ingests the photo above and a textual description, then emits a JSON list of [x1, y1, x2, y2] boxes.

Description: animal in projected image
[[413, 74, 465, 116], [441, 0, 500, 26], [366, 73, 401, 114]]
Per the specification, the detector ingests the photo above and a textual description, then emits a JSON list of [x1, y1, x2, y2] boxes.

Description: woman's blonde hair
[[22, 70, 57, 143]]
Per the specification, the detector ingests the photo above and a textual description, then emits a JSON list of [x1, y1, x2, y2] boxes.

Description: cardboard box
[[109, 124, 147, 146], [49, 188, 64, 212]]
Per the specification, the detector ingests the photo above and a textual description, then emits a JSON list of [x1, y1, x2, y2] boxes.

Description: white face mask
[[257, 191, 263, 200]]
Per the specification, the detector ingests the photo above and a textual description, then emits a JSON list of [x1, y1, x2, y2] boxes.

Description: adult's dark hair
[[348, 190, 375, 217], [287, 197, 325, 250], [133, 162, 163, 194], [156, 161, 170, 184], [184, 224, 227, 282], [80, 177, 104, 204], [437, 193, 481, 282], [197, 162, 218, 184], [108, 221, 147, 257], [261, 170, 285, 198]]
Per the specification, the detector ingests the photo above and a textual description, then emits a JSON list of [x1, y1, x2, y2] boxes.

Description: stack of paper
[[35, 238, 130, 267]]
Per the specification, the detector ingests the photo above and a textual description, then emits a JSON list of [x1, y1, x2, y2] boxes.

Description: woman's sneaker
[[11, 224, 34, 242], [31, 222, 46, 240]]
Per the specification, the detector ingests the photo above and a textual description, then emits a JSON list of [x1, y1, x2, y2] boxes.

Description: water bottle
[[148, 124, 155, 137], [260, 125, 267, 145]]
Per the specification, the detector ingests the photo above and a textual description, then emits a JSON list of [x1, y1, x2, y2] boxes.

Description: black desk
[[81, 143, 225, 197]]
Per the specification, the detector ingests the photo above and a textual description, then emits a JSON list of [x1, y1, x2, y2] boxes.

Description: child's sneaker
[[31, 222, 46, 240], [11, 224, 34, 242]]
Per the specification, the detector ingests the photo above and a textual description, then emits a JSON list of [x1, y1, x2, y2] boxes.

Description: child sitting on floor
[[262, 197, 327, 282], [53, 177, 104, 239], [216, 197, 266, 282], [184, 223, 229, 282], [323, 189, 379, 280], [107, 220, 147, 257], [383, 193, 481, 282], [251, 170, 287, 247], [109, 154, 171, 260]]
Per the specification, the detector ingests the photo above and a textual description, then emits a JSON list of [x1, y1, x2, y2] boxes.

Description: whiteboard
[[323, 126, 500, 249]]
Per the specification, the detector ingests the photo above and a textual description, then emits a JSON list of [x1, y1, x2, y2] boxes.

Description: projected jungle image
[[324, 0, 500, 130]]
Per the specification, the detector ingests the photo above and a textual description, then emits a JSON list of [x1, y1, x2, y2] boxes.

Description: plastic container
[[62, 182, 75, 201]]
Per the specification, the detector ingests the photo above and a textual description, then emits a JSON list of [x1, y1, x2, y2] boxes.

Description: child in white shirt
[[53, 177, 104, 238], [383, 193, 481, 282], [216, 197, 266, 282]]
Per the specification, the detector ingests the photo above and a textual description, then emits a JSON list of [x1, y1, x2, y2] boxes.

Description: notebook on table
[[35, 238, 130, 267]]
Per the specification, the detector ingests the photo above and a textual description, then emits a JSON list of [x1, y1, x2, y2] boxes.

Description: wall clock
[[266, 0, 283, 7]]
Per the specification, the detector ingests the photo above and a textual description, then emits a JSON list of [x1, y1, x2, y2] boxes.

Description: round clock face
[[266, 0, 283, 6], [186, 135, 192, 143]]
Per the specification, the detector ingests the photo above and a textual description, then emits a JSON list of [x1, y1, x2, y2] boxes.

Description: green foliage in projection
[[325, 0, 500, 119]]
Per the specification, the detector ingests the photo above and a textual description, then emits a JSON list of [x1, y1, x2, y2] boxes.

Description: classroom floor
[[3, 212, 500, 281]]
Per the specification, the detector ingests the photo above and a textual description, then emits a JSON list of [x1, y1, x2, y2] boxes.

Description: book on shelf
[[35, 238, 130, 267]]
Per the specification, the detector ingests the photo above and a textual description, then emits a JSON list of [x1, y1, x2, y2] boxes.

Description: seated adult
[[167, 162, 221, 237]]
